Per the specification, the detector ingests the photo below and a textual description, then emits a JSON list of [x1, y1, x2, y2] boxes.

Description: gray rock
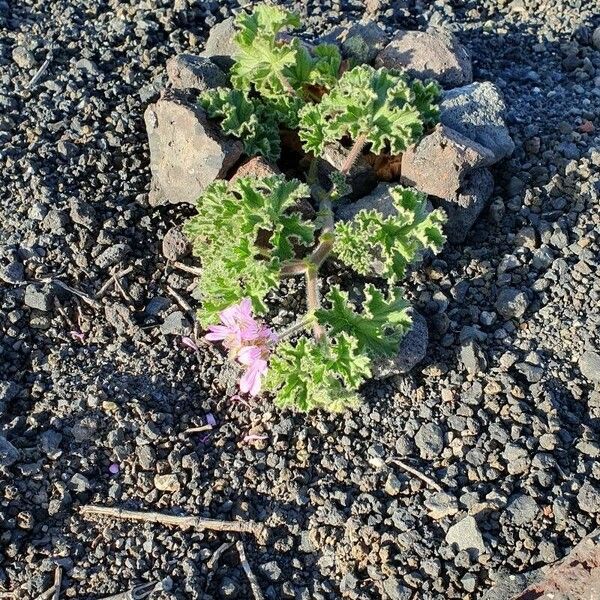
[[259, 561, 282, 581], [219, 576, 240, 598], [460, 339, 487, 375], [144, 91, 243, 206], [12, 46, 36, 69], [495, 287, 529, 319], [0, 436, 20, 467], [166, 54, 228, 92], [375, 28, 472, 88], [1, 261, 25, 284], [381, 577, 412, 600], [593, 26, 600, 50], [162, 226, 192, 262], [335, 182, 397, 221], [401, 124, 495, 201], [372, 311, 429, 377], [446, 516, 486, 557], [320, 21, 387, 64], [435, 168, 495, 244], [424, 491, 459, 519], [577, 482, 600, 514], [160, 311, 192, 336], [24, 284, 54, 312], [200, 17, 237, 70], [415, 422, 444, 459], [69, 199, 97, 231], [440, 82, 515, 162], [96, 243, 130, 270], [579, 350, 600, 383], [505, 494, 539, 525], [154, 473, 181, 492], [70, 473, 92, 492]]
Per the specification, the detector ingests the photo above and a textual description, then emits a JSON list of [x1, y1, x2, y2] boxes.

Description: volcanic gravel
[[1, 0, 600, 598]]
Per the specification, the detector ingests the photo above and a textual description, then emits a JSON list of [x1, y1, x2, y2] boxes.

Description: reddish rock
[[229, 156, 280, 183], [401, 124, 495, 201], [162, 226, 192, 262], [375, 29, 472, 88], [144, 91, 243, 206]]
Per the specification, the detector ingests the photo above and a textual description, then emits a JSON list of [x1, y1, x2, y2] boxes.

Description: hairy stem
[[305, 265, 325, 341], [277, 72, 296, 96], [277, 315, 314, 342], [340, 133, 368, 175], [280, 259, 308, 277]]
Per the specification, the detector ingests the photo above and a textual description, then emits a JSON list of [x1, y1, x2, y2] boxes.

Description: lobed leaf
[[184, 176, 314, 325], [316, 285, 412, 357], [265, 333, 371, 412], [333, 185, 446, 282], [298, 64, 441, 156]]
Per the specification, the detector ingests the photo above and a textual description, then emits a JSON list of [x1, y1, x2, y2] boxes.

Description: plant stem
[[280, 259, 308, 277], [305, 265, 325, 340], [277, 315, 314, 342], [340, 133, 368, 175], [277, 72, 296, 96]]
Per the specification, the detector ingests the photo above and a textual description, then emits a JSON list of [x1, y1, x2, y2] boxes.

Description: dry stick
[[27, 48, 53, 89], [80, 505, 264, 537], [389, 458, 443, 492], [236, 541, 265, 600], [183, 424, 213, 434], [52, 566, 62, 600], [96, 265, 134, 299], [166, 285, 194, 314], [38, 278, 101, 310], [172, 261, 203, 276], [204, 542, 233, 593]]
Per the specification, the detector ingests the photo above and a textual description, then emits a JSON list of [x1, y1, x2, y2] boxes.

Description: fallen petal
[[205, 412, 217, 427], [243, 434, 268, 443], [181, 336, 199, 351]]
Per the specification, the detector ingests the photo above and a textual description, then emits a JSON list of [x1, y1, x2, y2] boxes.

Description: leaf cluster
[[333, 185, 446, 283], [298, 65, 441, 156], [184, 175, 314, 325]]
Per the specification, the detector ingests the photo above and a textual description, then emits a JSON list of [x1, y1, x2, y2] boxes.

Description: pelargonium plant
[[184, 5, 447, 411]]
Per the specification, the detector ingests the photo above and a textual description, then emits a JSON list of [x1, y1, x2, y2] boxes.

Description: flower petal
[[238, 345, 262, 365]]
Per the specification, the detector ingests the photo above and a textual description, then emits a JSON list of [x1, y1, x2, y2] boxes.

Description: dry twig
[[166, 285, 194, 314], [183, 425, 213, 435], [96, 266, 134, 299], [172, 261, 203, 276], [38, 277, 101, 310], [204, 542, 233, 593], [236, 541, 265, 600], [52, 566, 62, 600], [27, 48, 53, 89], [80, 505, 264, 537], [389, 458, 443, 492]]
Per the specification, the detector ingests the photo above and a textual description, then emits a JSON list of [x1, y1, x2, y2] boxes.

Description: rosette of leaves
[[200, 5, 342, 159], [333, 186, 446, 282], [184, 175, 314, 325], [299, 64, 441, 157]]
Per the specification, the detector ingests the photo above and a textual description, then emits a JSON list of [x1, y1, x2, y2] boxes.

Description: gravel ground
[[1, 0, 600, 598]]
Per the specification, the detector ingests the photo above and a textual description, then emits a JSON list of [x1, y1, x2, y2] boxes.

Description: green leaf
[[184, 175, 314, 326], [298, 64, 440, 156], [200, 88, 281, 160], [316, 285, 412, 357], [265, 334, 371, 412], [333, 185, 447, 282]]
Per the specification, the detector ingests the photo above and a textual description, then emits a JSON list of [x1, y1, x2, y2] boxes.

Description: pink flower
[[238, 346, 269, 396], [205, 299, 276, 397]]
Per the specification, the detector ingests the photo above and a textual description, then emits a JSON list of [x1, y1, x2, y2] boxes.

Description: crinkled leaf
[[333, 185, 446, 282], [265, 334, 371, 412], [184, 176, 314, 325], [316, 285, 412, 357], [200, 88, 281, 160], [298, 64, 440, 156]]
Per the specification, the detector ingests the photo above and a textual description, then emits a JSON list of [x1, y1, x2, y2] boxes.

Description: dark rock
[[372, 310, 429, 377], [320, 21, 387, 64], [144, 91, 243, 206], [318, 142, 377, 200], [505, 494, 539, 525], [440, 82, 515, 162], [495, 287, 529, 319], [460, 339, 487, 375], [1, 261, 25, 284], [375, 28, 472, 88], [0, 435, 20, 467], [96, 243, 130, 270], [162, 226, 192, 262], [166, 54, 228, 92], [200, 17, 237, 70]]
